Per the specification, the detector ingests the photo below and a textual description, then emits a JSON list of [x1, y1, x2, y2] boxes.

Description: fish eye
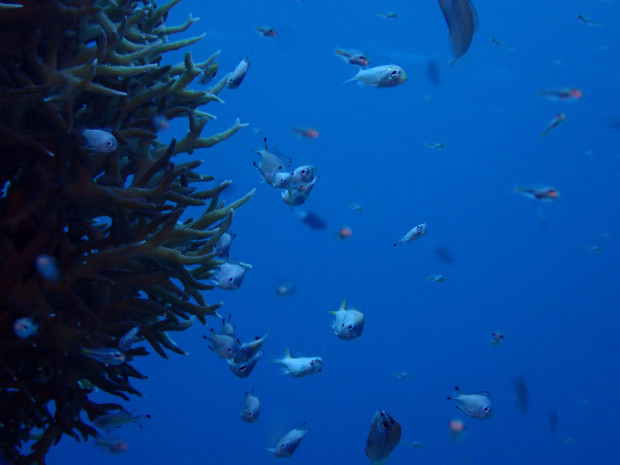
[[228, 277, 234, 282], [391, 70, 399, 77], [483, 406, 489, 412]]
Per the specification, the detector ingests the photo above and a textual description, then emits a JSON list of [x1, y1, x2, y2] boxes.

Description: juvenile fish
[[272, 348, 323, 377], [206, 329, 239, 359], [345, 65, 407, 87], [336, 48, 370, 67], [118, 326, 140, 352], [227, 57, 250, 89], [241, 389, 261, 422], [211, 262, 251, 290], [81, 347, 126, 365], [214, 232, 236, 258], [236, 329, 270, 362], [330, 298, 364, 340], [228, 350, 264, 378], [253, 138, 292, 186], [267, 423, 310, 458], [447, 386, 494, 418], [394, 222, 427, 246], [82, 129, 117, 152], [93, 410, 151, 431], [365, 410, 401, 464]]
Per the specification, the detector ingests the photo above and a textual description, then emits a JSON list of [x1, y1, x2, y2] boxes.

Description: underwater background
[[43, 0, 620, 463]]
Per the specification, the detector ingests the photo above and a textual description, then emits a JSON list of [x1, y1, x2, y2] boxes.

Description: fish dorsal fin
[[340, 297, 347, 310], [284, 347, 291, 358]]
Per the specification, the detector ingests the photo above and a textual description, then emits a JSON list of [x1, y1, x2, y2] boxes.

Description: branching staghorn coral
[[0, 0, 252, 463]]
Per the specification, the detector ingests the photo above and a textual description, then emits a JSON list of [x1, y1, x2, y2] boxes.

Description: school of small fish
[[37, 0, 608, 459]]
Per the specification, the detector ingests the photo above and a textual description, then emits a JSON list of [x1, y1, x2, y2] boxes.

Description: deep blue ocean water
[[46, 0, 620, 463]]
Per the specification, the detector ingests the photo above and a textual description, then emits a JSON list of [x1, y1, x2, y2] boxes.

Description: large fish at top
[[438, 0, 478, 63]]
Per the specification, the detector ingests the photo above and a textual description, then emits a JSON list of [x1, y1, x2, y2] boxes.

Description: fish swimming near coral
[[438, 0, 479, 63], [81, 129, 117, 152], [227, 57, 250, 89], [211, 262, 252, 290], [228, 350, 264, 378]]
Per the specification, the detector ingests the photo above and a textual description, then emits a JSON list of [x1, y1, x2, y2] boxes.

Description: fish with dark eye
[[81, 347, 126, 365], [290, 165, 316, 185], [241, 389, 260, 422], [235, 329, 270, 362], [336, 48, 370, 67], [228, 350, 264, 378], [271, 348, 323, 377], [330, 298, 364, 340], [394, 222, 427, 246], [81, 128, 117, 152], [438, 0, 479, 63], [447, 386, 494, 418], [267, 423, 310, 458], [515, 186, 559, 201], [227, 57, 250, 89], [365, 410, 401, 464], [256, 26, 277, 37], [205, 329, 240, 359], [211, 261, 252, 290], [199, 63, 218, 85], [253, 138, 292, 186], [345, 64, 407, 87], [214, 232, 236, 258]]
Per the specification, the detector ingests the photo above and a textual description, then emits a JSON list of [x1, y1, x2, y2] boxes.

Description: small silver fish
[[273, 172, 291, 189], [81, 347, 126, 365], [447, 386, 494, 418], [271, 348, 323, 377], [212, 262, 251, 290], [427, 274, 445, 283], [227, 57, 250, 89], [228, 350, 264, 378], [241, 389, 260, 423], [330, 298, 364, 340], [82, 129, 117, 152], [344, 65, 407, 87], [267, 423, 310, 458], [214, 232, 236, 258], [394, 222, 427, 246], [235, 329, 270, 362], [290, 165, 316, 185], [199, 63, 218, 85], [275, 278, 296, 297], [118, 326, 140, 352], [206, 329, 239, 359], [221, 315, 235, 337], [336, 48, 370, 67], [14, 317, 38, 339], [365, 410, 402, 464], [253, 138, 292, 186]]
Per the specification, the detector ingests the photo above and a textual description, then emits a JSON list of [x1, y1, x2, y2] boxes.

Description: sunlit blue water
[[47, 0, 620, 464]]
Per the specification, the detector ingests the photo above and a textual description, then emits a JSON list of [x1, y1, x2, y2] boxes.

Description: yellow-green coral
[[0, 0, 252, 463]]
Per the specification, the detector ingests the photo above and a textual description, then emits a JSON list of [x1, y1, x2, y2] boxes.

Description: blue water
[[48, 0, 620, 463]]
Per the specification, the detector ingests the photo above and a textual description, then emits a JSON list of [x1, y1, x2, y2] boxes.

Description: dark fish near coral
[[513, 373, 529, 413], [227, 57, 250, 89], [365, 410, 401, 464], [438, 0, 478, 63], [93, 410, 150, 431], [199, 63, 218, 85]]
